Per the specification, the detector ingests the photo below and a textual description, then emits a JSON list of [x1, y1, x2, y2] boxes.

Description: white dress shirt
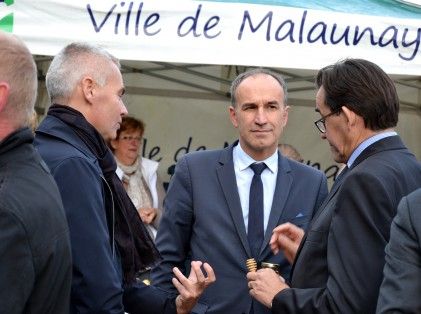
[[233, 143, 278, 234]]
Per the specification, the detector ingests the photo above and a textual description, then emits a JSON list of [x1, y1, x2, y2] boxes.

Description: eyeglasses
[[119, 135, 142, 142], [314, 108, 342, 133]]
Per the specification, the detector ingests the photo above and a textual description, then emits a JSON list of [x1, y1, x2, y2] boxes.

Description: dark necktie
[[332, 165, 349, 190], [248, 162, 267, 259]]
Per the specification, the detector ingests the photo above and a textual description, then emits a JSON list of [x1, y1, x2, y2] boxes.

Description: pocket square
[[295, 212, 304, 218]]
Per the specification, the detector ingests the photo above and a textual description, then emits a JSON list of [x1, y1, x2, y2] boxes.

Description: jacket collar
[[0, 128, 33, 157], [36, 115, 96, 160], [351, 135, 405, 169]]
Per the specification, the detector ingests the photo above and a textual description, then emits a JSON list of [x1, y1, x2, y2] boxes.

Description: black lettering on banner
[[177, 4, 221, 38], [87, 1, 161, 36]]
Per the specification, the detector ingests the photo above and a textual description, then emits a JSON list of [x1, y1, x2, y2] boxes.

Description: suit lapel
[[260, 153, 292, 257], [302, 136, 403, 232], [289, 171, 345, 279], [216, 142, 251, 256], [309, 171, 345, 224]]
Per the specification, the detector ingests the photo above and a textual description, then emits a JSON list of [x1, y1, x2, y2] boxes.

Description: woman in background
[[110, 116, 165, 240]]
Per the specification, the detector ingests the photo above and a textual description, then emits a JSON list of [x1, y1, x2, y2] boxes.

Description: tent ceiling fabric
[[34, 56, 421, 114]]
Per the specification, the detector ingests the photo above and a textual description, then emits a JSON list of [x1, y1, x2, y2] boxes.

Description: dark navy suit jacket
[[35, 115, 177, 314], [152, 141, 328, 314], [273, 136, 421, 314]]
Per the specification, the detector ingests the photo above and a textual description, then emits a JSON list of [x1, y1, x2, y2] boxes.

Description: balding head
[[0, 31, 37, 133]]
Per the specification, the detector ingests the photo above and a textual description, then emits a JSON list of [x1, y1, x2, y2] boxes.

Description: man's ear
[[0, 82, 10, 113], [229, 106, 238, 128], [81, 76, 95, 103], [341, 106, 358, 128]]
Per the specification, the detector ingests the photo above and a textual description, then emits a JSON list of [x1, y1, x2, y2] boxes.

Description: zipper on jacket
[[101, 176, 116, 259]]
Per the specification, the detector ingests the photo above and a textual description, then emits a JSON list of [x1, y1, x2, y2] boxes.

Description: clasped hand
[[139, 207, 157, 224], [247, 222, 304, 308]]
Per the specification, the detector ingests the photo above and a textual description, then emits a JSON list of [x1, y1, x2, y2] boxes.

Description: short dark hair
[[116, 116, 145, 139], [230, 68, 288, 106], [316, 58, 399, 130]]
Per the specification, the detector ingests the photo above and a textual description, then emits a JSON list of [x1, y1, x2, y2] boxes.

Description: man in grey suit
[[151, 68, 328, 313], [377, 187, 421, 313], [247, 59, 421, 314]]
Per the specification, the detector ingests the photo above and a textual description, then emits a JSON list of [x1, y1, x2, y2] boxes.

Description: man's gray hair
[[230, 68, 288, 106], [0, 32, 37, 127], [46, 42, 120, 103]]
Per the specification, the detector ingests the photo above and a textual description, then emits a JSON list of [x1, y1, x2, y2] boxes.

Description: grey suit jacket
[[273, 135, 421, 314], [151, 142, 328, 314], [377, 188, 421, 313]]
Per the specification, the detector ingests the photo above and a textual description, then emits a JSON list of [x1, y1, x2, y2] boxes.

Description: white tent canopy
[[6, 0, 421, 74], [2, 0, 420, 185]]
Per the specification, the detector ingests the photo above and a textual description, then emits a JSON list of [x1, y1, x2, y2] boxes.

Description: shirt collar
[[233, 142, 278, 173], [347, 131, 397, 167]]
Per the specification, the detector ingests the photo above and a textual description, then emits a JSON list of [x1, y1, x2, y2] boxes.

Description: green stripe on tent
[[0, 13, 13, 32]]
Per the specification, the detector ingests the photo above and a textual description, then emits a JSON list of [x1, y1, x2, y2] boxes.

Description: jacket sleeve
[[52, 157, 124, 313], [376, 193, 421, 313], [151, 156, 193, 293], [0, 210, 34, 314], [273, 171, 395, 314], [123, 282, 177, 314]]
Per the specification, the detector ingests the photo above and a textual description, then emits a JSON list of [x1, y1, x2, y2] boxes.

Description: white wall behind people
[[123, 93, 421, 189]]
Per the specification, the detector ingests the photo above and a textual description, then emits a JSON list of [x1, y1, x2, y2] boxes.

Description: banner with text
[[2, 0, 421, 74]]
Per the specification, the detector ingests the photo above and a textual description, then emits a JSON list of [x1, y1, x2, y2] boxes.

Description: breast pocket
[[289, 214, 311, 229]]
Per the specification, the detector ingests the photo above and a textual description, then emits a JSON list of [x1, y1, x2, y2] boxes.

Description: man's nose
[[121, 102, 128, 116], [255, 108, 268, 124]]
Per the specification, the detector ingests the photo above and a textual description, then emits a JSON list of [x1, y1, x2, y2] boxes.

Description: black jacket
[[0, 128, 72, 314]]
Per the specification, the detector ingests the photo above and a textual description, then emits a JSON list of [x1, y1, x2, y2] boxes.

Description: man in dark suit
[[377, 188, 421, 313], [247, 59, 421, 313], [151, 68, 328, 313]]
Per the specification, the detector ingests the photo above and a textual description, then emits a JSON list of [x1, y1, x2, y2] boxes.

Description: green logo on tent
[[0, 0, 14, 32]]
